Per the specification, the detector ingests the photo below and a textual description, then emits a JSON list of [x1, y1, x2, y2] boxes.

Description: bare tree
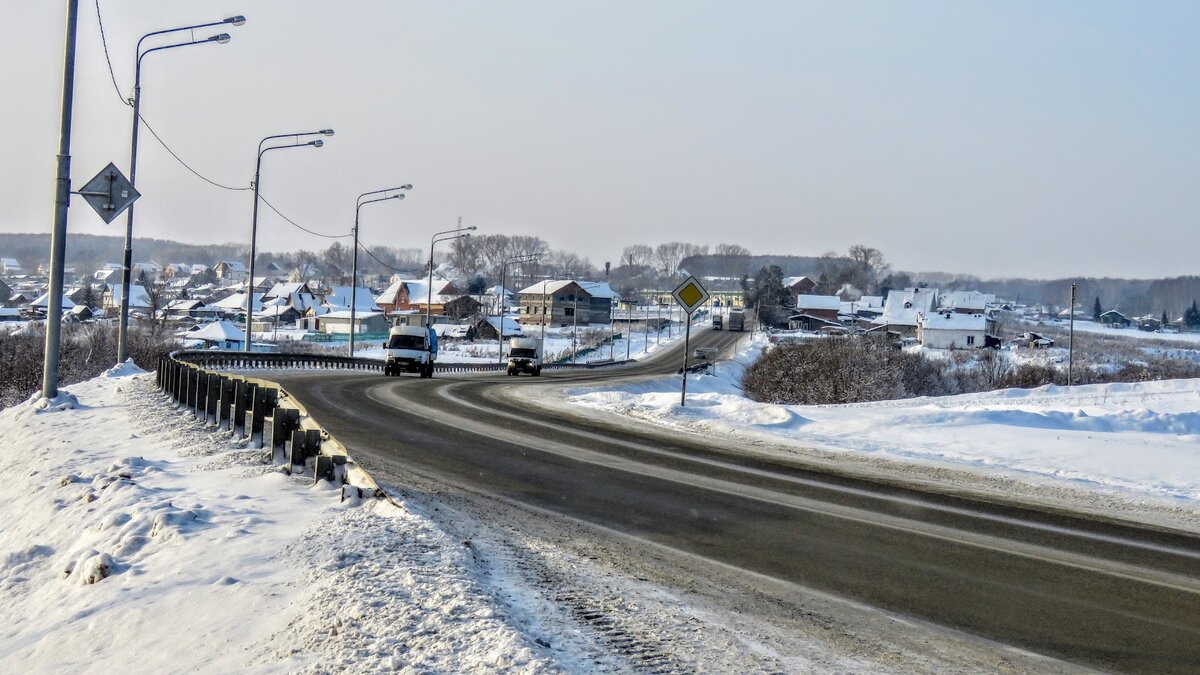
[[654, 242, 686, 278], [622, 244, 654, 269]]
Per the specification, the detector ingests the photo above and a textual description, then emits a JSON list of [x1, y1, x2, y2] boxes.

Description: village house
[[317, 310, 390, 336], [917, 311, 998, 350], [1, 257, 25, 275], [375, 278, 463, 316], [187, 319, 246, 350], [516, 280, 615, 327], [1100, 309, 1131, 328], [782, 276, 817, 304], [787, 294, 843, 331], [871, 288, 939, 337], [213, 260, 248, 283], [940, 290, 995, 314]]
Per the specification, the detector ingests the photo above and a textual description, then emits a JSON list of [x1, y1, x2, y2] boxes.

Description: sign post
[[671, 275, 710, 407]]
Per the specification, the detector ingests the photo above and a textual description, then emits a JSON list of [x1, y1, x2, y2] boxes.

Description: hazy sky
[[5, 1, 1198, 279]]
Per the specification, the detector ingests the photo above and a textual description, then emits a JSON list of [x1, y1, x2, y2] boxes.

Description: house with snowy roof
[[917, 310, 997, 350], [871, 288, 939, 337], [213, 260, 248, 283], [787, 294, 843, 331], [189, 319, 246, 350], [516, 280, 614, 326], [782, 276, 816, 304]]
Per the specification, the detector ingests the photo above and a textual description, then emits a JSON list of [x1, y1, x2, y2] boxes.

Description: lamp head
[[211, 33, 232, 44], [401, 184, 413, 190], [224, 15, 247, 26], [310, 139, 324, 148], [320, 129, 335, 136], [394, 194, 406, 200], [467, 225, 478, 231]]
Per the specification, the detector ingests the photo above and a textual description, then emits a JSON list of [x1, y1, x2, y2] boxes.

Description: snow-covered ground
[[566, 336, 1200, 513], [1029, 317, 1200, 345], [0, 366, 564, 672]]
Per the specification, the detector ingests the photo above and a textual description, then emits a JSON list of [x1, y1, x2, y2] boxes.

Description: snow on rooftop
[[794, 294, 841, 311]]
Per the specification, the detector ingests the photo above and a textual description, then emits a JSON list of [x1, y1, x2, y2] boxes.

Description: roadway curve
[[269, 329, 1200, 673]]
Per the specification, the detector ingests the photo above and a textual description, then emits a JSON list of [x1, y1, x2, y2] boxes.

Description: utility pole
[[571, 295, 578, 364], [1068, 282, 1076, 386], [41, 0, 80, 401]]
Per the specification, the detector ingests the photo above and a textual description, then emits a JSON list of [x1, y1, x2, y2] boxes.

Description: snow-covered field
[[0, 366, 562, 672], [567, 336, 1200, 511], [1029, 317, 1200, 345]]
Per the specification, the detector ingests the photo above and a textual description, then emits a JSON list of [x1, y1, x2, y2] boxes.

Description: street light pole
[[245, 129, 333, 351], [117, 16, 243, 365], [40, 0, 80, 401], [497, 254, 537, 363], [349, 185, 411, 357], [426, 225, 476, 329]]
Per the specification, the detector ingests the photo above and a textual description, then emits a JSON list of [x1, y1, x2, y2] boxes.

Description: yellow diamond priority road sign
[[672, 275, 710, 314]]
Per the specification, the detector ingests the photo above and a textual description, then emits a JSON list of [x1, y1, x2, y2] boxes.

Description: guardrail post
[[186, 368, 199, 411], [272, 408, 300, 463], [173, 363, 184, 404], [288, 429, 307, 472], [205, 373, 220, 425], [249, 386, 276, 449], [195, 371, 209, 421], [314, 455, 334, 483], [234, 381, 253, 437], [217, 377, 235, 431]]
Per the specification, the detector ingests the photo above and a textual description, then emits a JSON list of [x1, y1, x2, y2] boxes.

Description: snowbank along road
[[264, 328, 1200, 673]]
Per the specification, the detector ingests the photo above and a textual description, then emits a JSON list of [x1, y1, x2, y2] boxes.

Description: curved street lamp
[[348, 185, 411, 356], [426, 225, 476, 328], [244, 129, 333, 350], [116, 15, 245, 365], [497, 254, 538, 363]]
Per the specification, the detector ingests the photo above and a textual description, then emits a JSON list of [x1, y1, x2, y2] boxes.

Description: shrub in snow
[[64, 550, 115, 585], [742, 336, 956, 405]]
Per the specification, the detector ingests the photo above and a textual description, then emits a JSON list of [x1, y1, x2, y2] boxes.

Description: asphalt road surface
[[269, 327, 1200, 673]]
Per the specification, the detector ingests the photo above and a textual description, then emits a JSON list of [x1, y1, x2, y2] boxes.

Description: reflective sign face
[[672, 275, 710, 314]]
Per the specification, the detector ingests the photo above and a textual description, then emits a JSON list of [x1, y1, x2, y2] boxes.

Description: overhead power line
[[95, 0, 130, 106]]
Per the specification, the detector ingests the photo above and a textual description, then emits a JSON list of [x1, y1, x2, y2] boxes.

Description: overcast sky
[[5, 1, 1198, 279]]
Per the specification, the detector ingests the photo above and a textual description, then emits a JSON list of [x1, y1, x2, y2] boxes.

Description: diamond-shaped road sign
[[75, 162, 140, 224], [671, 275, 710, 314]]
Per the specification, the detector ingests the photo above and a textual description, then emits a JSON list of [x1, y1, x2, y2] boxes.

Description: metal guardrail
[[169, 350, 636, 373], [153, 350, 641, 505]]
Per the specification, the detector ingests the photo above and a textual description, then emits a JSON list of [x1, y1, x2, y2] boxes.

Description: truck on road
[[382, 325, 438, 378], [712, 314, 723, 330], [727, 308, 745, 332], [507, 337, 543, 376]]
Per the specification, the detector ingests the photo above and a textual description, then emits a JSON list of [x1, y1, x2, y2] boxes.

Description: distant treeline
[[0, 233, 244, 274]]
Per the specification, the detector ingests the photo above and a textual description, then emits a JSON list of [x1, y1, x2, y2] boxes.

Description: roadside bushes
[[742, 335, 1200, 406], [0, 323, 179, 409], [742, 337, 955, 404]]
